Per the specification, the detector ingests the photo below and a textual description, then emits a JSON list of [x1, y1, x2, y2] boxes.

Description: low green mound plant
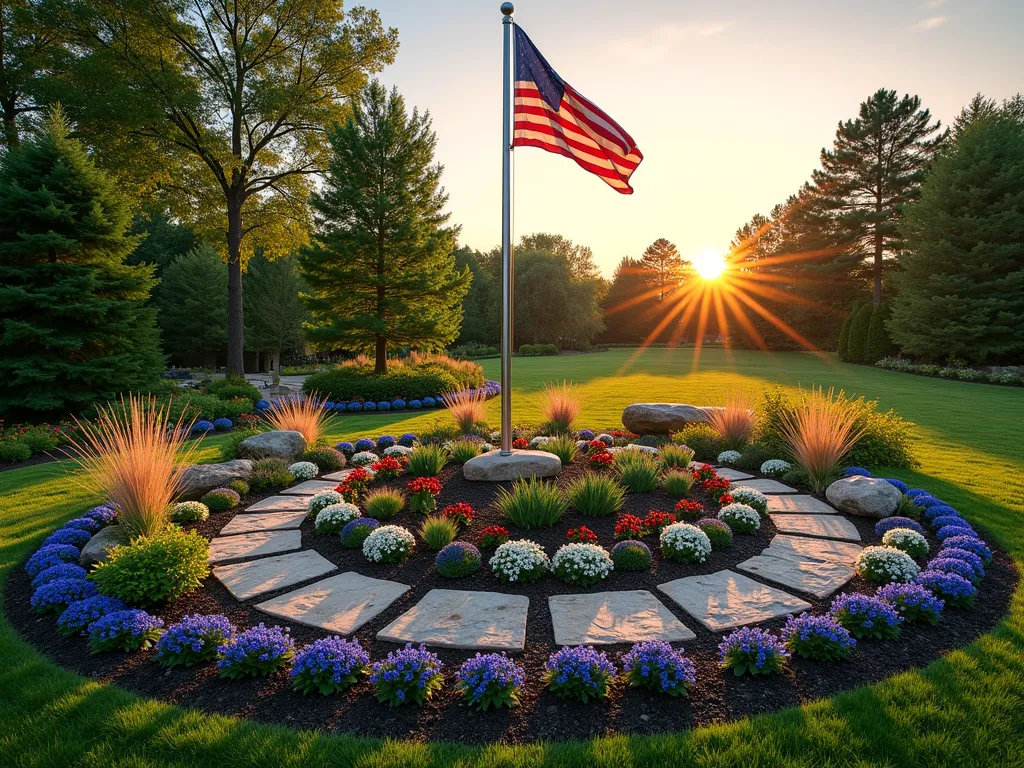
[[407, 444, 448, 477], [565, 473, 625, 517], [613, 450, 661, 492], [0, 440, 32, 462], [735, 443, 774, 472], [362, 488, 405, 520], [661, 469, 694, 497], [449, 439, 482, 463], [496, 477, 567, 528], [659, 443, 694, 470], [301, 447, 346, 473], [671, 423, 725, 462], [201, 488, 240, 512], [696, 518, 733, 549], [90, 528, 210, 606], [541, 435, 577, 465], [611, 540, 653, 571], [419, 516, 459, 551], [203, 376, 262, 404], [219, 428, 259, 461], [248, 459, 295, 492], [227, 480, 249, 496]]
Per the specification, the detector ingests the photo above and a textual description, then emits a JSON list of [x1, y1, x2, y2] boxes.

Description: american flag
[[512, 25, 643, 194]]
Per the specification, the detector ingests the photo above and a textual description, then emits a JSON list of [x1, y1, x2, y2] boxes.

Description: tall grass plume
[[707, 395, 756, 451], [541, 380, 581, 433], [781, 387, 865, 494], [442, 389, 488, 434], [265, 393, 332, 445]]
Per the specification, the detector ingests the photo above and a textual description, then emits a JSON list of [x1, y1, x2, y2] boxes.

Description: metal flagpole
[[499, 2, 515, 455]]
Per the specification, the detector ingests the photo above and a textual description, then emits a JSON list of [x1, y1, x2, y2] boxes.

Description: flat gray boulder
[[236, 430, 307, 461], [80, 525, 126, 567], [178, 459, 253, 500], [463, 449, 561, 481], [621, 403, 723, 434], [826, 475, 902, 519]]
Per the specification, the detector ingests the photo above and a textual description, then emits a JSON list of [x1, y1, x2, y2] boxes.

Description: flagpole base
[[463, 449, 561, 482]]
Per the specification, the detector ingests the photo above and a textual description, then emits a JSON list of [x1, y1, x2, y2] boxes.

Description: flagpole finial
[[500, 2, 514, 17]]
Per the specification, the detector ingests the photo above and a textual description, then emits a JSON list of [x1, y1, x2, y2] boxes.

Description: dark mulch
[[5, 459, 1016, 745]]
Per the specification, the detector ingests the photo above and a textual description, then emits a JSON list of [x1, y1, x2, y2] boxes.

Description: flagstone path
[[377, 589, 530, 650], [548, 590, 695, 645]]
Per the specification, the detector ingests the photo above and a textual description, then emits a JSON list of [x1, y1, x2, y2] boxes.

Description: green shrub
[[248, 458, 295, 492], [418, 516, 459, 551], [898, 494, 922, 520], [837, 313, 852, 361], [158, 392, 254, 422], [661, 469, 694, 497], [517, 343, 558, 356], [227, 480, 250, 496], [847, 303, 873, 363], [613, 450, 661, 492], [219, 428, 259, 461], [697, 519, 733, 549], [866, 303, 897, 363], [497, 477, 567, 528], [302, 356, 484, 401], [89, 528, 210, 606], [565, 473, 626, 517], [735, 443, 774, 472], [670, 423, 725, 462], [201, 488, 239, 512], [449, 439, 482, 463], [542, 435, 577, 465], [203, 376, 262, 404], [0, 440, 31, 463], [781, 466, 809, 488], [659, 443, 694, 470], [302, 447, 346, 473], [171, 501, 209, 523], [363, 488, 405, 520], [20, 426, 59, 453], [407, 444, 448, 477], [611, 540, 652, 571]]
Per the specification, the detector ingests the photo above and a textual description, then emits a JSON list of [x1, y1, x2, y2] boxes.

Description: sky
[[372, 0, 1024, 278]]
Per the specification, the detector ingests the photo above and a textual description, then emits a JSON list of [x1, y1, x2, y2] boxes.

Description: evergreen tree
[[244, 252, 307, 383], [813, 89, 946, 306], [453, 246, 500, 347], [158, 246, 227, 364], [0, 107, 163, 418], [866, 302, 896, 362], [846, 303, 873, 363], [126, 207, 197, 274], [890, 113, 1024, 364], [640, 238, 686, 301], [837, 313, 852, 361], [299, 81, 470, 374], [512, 249, 604, 348], [599, 256, 655, 344]]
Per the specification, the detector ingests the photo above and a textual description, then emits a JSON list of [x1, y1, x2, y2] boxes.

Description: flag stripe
[[514, 90, 639, 161], [513, 118, 641, 174], [512, 138, 632, 191]]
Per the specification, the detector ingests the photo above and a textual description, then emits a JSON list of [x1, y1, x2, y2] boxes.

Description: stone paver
[[658, 570, 811, 631], [766, 494, 838, 515], [770, 514, 861, 541], [737, 535, 862, 598], [322, 469, 355, 482], [244, 495, 309, 513], [716, 467, 754, 481], [767, 534, 863, 564], [739, 478, 799, 493], [208, 530, 302, 564], [280, 480, 340, 496], [219, 511, 306, 536], [377, 589, 529, 650], [256, 572, 410, 634], [213, 550, 337, 600], [548, 590, 695, 645]]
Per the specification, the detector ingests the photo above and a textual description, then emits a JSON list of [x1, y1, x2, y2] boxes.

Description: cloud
[[912, 15, 948, 29]]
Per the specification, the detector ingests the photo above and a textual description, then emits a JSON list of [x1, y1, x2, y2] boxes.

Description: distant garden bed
[[875, 357, 1024, 387], [302, 353, 488, 404]]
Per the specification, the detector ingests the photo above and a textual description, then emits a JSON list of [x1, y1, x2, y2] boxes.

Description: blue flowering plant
[[376, 435, 396, 450], [927, 556, 981, 584], [876, 582, 944, 625], [936, 524, 977, 542], [941, 536, 992, 564], [622, 640, 696, 696], [938, 547, 986, 580], [435, 541, 482, 578], [63, 516, 103, 533], [31, 577, 98, 614], [31, 562, 87, 589], [335, 441, 355, 456], [369, 643, 444, 707], [455, 653, 525, 710], [25, 544, 81, 578], [923, 504, 958, 523], [874, 517, 925, 537], [192, 419, 214, 433], [57, 595, 128, 636], [43, 527, 93, 549], [781, 613, 856, 661], [830, 593, 902, 639], [156, 614, 235, 668], [718, 626, 789, 676], [354, 438, 375, 452], [213, 417, 233, 431], [291, 636, 370, 695], [843, 466, 871, 478], [399, 433, 418, 447], [88, 609, 164, 653], [217, 624, 294, 678], [83, 505, 117, 525], [544, 645, 616, 702], [883, 478, 909, 493], [914, 570, 977, 608]]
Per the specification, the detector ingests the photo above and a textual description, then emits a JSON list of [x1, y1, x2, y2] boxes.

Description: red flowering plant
[[512, 438, 529, 449], [717, 493, 734, 506], [480, 526, 510, 549], [370, 456, 403, 481], [674, 498, 704, 520], [691, 465, 718, 484], [407, 476, 442, 514], [642, 511, 676, 534], [345, 467, 373, 493], [442, 502, 476, 527], [587, 440, 608, 455], [702, 476, 732, 503], [567, 525, 598, 544], [334, 482, 359, 504], [589, 451, 615, 469], [615, 514, 646, 541]]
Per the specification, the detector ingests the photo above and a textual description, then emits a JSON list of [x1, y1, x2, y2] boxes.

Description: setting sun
[[692, 248, 728, 280]]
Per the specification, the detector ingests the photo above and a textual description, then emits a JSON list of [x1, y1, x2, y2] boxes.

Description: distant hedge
[[518, 343, 558, 356], [303, 356, 484, 402]]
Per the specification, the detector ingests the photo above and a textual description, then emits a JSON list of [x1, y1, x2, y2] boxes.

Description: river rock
[[178, 459, 253, 500], [621, 403, 724, 434], [80, 525, 127, 567], [825, 475, 902, 519], [236, 430, 307, 460]]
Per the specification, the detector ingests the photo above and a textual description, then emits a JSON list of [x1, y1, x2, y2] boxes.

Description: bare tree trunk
[[374, 335, 386, 375], [226, 197, 245, 375], [272, 348, 281, 386], [873, 226, 883, 307]]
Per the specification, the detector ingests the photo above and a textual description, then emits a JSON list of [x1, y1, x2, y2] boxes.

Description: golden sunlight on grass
[[265, 393, 332, 445]]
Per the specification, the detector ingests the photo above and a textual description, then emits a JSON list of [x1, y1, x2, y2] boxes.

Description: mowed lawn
[[1, 348, 1022, 767]]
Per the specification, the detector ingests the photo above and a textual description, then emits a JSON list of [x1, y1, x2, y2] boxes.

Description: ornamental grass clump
[[882, 528, 930, 560], [830, 593, 902, 639], [613, 450, 661, 493], [623, 640, 696, 696], [729, 487, 768, 515], [66, 394, 197, 539], [442, 389, 488, 434], [660, 522, 712, 563], [362, 525, 416, 563], [171, 501, 209, 523], [707, 395, 756, 452], [854, 545, 921, 584], [541, 380, 581, 433], [545, 645, 616, 702], [89, 528, 210, 606], [565, 473, 626, 517], [552, 543, 614, 586], [291, 636, 370, 696], [661, 469, 694, 497], [914, 570, 977, 607], [489, 539, 550, 583], [542, 434, 577, 465], [340, 518, 379, 548], [88, 609, 164, 653], [217, 624, 294, 678], [456, 653, 525, 710], [696, 518, 733, 549], [57, 595, 127, 636], [611, 540, 652, 571], [659, 443, 694, 470], [406, 444, 448, 477], [782, 613, 856, 661], [779, 387, 865, 495], [718, 626, 788, 676], [497, 477, 567, 528], [155, 614, 235, 668], [717, 503, 761, 534], [370, 644, 444, 707], [876, 582, 944, 624], [449, 438, 482, 463], [31, 578, 98, 615], [314, 502, 361, 534], [362, 488, 405, 521], [419, 516, 459, 551], [265, 393, 332, 445], [435, 541, 482, 578]]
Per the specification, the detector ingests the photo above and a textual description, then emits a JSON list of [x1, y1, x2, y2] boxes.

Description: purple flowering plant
[[622, 640, 696, 696], [435, 541, 482, 578], [927, 556, 981, 584], [63, 516, 103, 533], [545, 645, 617, 701], [876, 582, 944, 625], [718, 626, 789, 676], [830, 593, 902, 640], [914, 570, 977, 608], [923, 504, 958, 522], [57, 595, 127, 636], [88, 609, 164, 653], [156, 614, 235, 668], [874, 517, 925, 537], [455, 653, 525, 710], [782, 613, 856, 661], [291, 636, 370, 695], [83, 505, 118, 525], [25, 544, 81, 578], [929, 514, 967, 530], [941, 536, 992, 564], [938, 547, 986, 579], [369, 643, 444, 707], [340, 517, 380, 548], [217, 623, 294, 678], [31, 577, 98, 615], [31, 562, 87, 590], [936, 524, 977, 542]]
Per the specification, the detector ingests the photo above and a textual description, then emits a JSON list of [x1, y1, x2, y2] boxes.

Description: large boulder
[[80, 525, 127, 567], [178, 459, 253, 500], [463, 450, 561, 482], [237, 430, 307, 461], [621, 403, 724, 435], [825, 476, 902, 519]]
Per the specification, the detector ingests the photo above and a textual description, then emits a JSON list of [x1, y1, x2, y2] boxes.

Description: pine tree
[[244, 252, 308, 383], [847, 303, 874, 363], [158, 246, 228, 364], [813, 89, 946, 306], [0, 107, 163, 419], [639, 238, 686, 301], [890, 112, 1024, 364], [299, 82, 470, 374], [599, 256, 655, 344], [454, 246, 500, 347], [837, 314, 852, 361], [866, 302, 896, 363]]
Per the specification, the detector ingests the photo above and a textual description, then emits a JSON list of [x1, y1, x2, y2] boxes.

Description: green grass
[[2, 348, 1023, 766]]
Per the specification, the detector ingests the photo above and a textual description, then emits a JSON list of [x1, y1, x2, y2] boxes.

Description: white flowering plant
[[481, 443, 495, 453], [855, 545, 921, 584], [529, 436, 551, 449], [716, 450, 742, 465], [171, 500, 209, 523], [552, 543, 614, 586], [660, 522, 712, 564], [596, 433, 614, 445], [728, 487, 769, 515], [314, 503, 361, 534], [760, 459, 792, 477], [613, 444, 659, 455], [287, 461, 318, 481], [383, 445, 414, 458], [489, 539, 550, 583], [307, 491, 343, 518], [350, 451, 379, 467], [881, 528, 930, 560], [362, 525, 416, 563], [717, 502, 761, 534]]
